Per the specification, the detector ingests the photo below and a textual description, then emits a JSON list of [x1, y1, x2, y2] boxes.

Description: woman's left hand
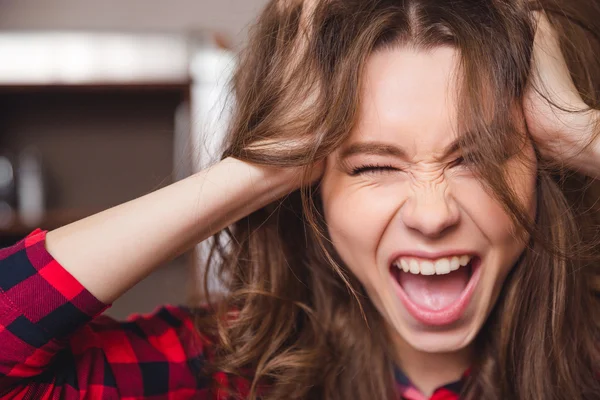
[[524, 11, 600, 176]]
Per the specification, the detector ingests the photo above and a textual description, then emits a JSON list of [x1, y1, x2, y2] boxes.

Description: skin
[[320, 46, 538, 395], [42, 8, 599, 399], [525, 12, 600, 177]]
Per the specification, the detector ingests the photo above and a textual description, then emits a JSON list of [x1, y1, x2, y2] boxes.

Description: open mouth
[[389, 255, 481, 326]]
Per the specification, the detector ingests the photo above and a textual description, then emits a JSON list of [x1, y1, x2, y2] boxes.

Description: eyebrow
[[339, 138, 462, 162]]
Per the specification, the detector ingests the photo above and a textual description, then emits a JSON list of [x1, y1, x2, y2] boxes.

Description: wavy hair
[[195, 0, 600, 398]]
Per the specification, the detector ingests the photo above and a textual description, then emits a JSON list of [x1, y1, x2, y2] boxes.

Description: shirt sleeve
[[0, 229, 210, 399]]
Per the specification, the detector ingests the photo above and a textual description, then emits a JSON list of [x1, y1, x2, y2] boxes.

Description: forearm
[[588, 109, 600, 177], [45, 157, 296, 304]]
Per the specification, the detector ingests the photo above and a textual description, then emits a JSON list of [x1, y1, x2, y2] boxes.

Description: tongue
[[398, 268, 470, 310]]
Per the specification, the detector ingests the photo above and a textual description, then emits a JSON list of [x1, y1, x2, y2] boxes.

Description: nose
[[400, 183, 460, 238]]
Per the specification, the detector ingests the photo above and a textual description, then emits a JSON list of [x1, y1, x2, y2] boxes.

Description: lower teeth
[[393, 260, 475, 310]]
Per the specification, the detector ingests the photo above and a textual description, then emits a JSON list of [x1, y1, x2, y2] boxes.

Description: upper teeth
[[393, 255, 472, 276]]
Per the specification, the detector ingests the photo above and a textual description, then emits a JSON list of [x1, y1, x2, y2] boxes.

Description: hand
[[243, 137, 326, 188], [524, 11, 599, 173]]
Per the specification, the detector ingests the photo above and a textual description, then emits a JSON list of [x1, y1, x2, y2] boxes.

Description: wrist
[[567, 107, 600, 177], [210, 157, 301, 214], [586, 109, 600, 177], [245, 160, 302, 205]]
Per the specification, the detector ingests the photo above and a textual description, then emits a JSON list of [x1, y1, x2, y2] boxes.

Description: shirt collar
[[393, 365, 470, 400]]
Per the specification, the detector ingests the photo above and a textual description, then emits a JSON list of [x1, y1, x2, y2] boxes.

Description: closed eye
[[450, 156, 465, 167], [350, 164, 399, 176], [449, 156, 474, 169]]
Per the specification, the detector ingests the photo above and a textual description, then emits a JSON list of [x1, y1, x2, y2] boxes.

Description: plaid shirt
[[0, 229, 465, 399]]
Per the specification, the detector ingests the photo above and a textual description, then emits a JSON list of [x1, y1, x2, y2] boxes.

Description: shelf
[[0, 33, 191, 248]]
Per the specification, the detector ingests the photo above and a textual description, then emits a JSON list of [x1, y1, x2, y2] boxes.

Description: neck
[[391, 333, 474, 397]]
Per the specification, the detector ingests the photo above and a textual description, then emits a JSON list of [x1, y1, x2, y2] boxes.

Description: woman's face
[[320, 46, 537, 353]]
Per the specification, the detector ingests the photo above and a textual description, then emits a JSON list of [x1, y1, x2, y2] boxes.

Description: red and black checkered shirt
[[0, 229, 466, 399]]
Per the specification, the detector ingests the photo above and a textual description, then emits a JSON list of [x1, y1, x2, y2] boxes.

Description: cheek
[[453, 156, 536, 272], [454, 179, 515, 241], [457, 145, 537, 235], [455, 184, 532, 245], [321, 180, 402, 281]]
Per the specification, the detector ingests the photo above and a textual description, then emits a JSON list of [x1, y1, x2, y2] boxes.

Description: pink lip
[[390, 257, 482, 326]]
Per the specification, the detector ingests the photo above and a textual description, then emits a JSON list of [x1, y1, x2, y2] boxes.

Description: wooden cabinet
[[0, 32, 197, 245], [0, 84, 189, 243]]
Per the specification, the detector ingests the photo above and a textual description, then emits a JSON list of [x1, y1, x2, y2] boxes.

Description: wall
[[0, 0, 269, 45]]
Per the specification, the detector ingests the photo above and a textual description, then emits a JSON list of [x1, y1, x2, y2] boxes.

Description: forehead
[[346, 46, 461, 159]]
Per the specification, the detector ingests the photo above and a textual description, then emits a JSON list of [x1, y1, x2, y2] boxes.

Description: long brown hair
[[195, 0, 600, 398]]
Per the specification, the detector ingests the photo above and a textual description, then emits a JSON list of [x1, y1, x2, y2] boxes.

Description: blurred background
[[0, 0, 269, 318]]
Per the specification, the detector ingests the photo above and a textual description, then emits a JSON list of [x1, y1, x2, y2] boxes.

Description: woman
[[1, 0, 599, 399]]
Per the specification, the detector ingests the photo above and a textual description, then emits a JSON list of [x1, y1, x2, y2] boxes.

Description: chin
[[374, 280, 488, 354], [392, 316, 480, 353]]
